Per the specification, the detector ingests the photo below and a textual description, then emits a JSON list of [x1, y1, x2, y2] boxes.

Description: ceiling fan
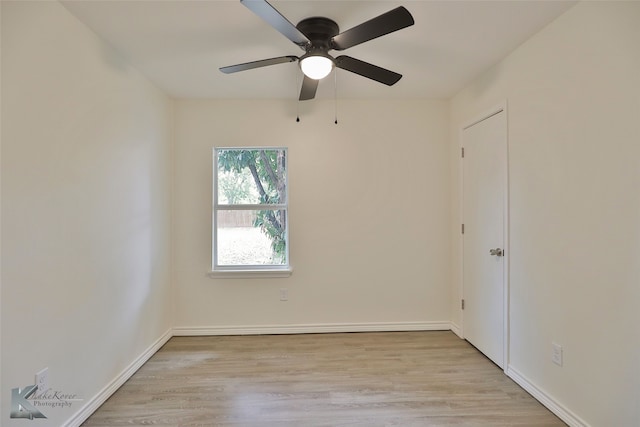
[[220, 0, 415, 101]]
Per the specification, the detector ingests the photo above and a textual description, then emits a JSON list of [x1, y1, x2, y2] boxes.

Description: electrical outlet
[[551, 343, 563, 366], [35, 367, 49, 393], [280, 288, 288, 301]]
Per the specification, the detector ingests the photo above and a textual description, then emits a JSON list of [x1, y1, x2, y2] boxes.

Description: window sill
[[207, 267, 293, 279]]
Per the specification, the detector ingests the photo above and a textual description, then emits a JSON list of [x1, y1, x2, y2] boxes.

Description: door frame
[[458, 101, 510, 371]]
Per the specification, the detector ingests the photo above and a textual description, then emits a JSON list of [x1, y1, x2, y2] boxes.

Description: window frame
[[209, 147, 292, 278]]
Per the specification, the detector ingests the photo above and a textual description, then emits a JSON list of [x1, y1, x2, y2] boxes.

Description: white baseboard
[[506, 365, 590, 427], [450, 321, 462, 338], [173, 321, 452, 336], [62, 328, 173, 427]]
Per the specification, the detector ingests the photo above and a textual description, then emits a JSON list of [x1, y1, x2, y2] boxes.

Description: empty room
[[1, 1, 638, 426]]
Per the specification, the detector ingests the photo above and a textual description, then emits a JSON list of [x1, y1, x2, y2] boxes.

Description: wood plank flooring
[[82, 331, 565, 426]]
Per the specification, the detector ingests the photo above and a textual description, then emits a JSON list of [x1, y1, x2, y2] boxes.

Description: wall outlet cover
[[551, 343, 563, 366], [35, 367, 49, 393]]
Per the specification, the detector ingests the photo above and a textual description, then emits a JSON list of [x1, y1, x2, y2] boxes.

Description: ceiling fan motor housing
[[296, 17, 339, 52]]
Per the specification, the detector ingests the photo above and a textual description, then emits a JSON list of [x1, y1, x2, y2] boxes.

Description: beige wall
[[450, 2, 640, 425], [173, 99, 451, 331], [1, 2, 173, 424]]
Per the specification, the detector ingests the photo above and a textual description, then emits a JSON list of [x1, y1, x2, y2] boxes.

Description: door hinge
[[461, 299, 465, 310], [461, 224, 465, 234], [461, 147, 465, 158]]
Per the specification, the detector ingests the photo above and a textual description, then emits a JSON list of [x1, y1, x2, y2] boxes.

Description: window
[[211, 148, 290, 277]]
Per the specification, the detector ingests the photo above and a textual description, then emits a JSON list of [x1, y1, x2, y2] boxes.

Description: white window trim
[[207, 266, 293, 279], [211, 147, 291, 278]]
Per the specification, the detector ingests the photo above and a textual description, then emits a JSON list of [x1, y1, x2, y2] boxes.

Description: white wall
[[1, 2, 173, 425], [450, 2, 640, 426], [173, 99, 451, 331]]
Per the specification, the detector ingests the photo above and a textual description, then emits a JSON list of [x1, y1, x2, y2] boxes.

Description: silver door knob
[[489, 248, 504, 257]]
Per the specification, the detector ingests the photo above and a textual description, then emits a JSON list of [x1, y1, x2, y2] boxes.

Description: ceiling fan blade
[[220, 56, 298, 74], [331, 6, 414, 51], [299, 75, 319, 101], [335, 56, 402, 86], [241, 0, 310, 48]]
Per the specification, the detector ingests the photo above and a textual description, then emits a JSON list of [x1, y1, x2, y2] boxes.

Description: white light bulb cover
[[300, 55, 334, 80]]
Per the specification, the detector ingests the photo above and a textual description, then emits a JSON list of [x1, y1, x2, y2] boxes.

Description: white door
[[462, 109, 507, 368]]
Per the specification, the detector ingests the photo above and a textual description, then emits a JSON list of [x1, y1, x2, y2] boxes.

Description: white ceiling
[[61, 0, 577, 100]]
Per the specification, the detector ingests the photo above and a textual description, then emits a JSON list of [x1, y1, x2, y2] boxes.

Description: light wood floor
[[82, 331, 565, 426]]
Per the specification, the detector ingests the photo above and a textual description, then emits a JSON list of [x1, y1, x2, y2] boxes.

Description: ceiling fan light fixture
[[222, 2, 415, 100], [300, 54, 334, 80]]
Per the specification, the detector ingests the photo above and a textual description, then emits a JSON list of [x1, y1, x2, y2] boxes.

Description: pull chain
[[334, 68, 338, 124], [296, 68, 300, 122]]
